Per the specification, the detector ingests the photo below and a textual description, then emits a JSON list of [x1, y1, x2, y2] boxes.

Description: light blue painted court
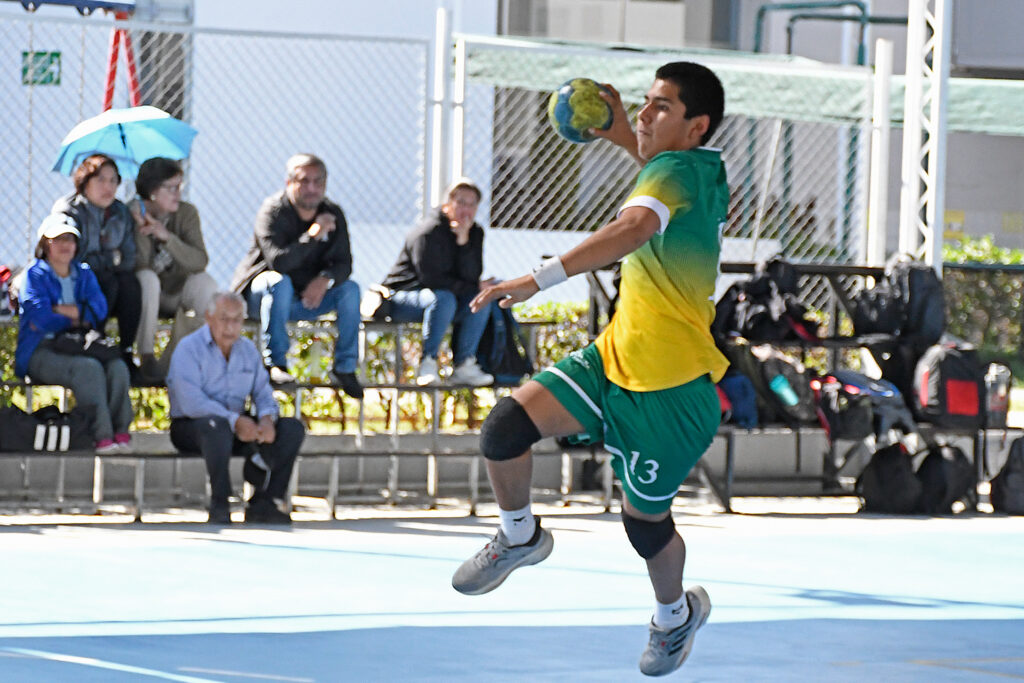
[[1, 505, 1022, 681]]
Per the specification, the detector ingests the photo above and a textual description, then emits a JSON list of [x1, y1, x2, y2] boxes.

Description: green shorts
[[534, 344, 720, 514]]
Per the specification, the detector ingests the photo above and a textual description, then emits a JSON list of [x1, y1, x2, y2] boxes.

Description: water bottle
[[985, 363, 1011, 428], [769, 374, 800, 407], [307, 335, 327, 382]]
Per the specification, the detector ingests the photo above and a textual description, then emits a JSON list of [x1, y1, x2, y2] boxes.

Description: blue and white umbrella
[[52, 105, 198, 178]]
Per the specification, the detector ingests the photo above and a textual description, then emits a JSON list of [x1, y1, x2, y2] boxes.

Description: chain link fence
[[0, 11, 429, 291], [457, 37, 872, 309]]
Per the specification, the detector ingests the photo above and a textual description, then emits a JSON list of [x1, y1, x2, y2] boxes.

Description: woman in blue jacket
[[16, 214, 133, 454]]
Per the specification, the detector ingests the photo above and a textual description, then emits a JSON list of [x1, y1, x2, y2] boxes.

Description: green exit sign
[[22, 51, 61, 85]]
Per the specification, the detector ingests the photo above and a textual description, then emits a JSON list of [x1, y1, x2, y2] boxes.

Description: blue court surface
[[1, 502, 1022, 681]]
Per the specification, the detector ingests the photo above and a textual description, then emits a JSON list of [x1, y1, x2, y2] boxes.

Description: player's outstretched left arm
[[471, 205, 660, 312], [471, 273, 540, 311]]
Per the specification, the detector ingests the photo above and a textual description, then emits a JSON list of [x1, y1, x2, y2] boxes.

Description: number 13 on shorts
[[629, 450, 660, 484]]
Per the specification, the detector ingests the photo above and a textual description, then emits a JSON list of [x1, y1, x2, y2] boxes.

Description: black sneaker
[[329, 369, 364, 399], [138, 355, 166, 387], [207, 503, 231, 524], [124, 353, 145, 387], [244, 497, 292, 525]]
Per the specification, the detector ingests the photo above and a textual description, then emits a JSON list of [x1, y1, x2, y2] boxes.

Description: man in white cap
[[378, 178, 494, 386]]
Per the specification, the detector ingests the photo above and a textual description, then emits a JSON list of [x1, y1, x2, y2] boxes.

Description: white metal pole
[[451, 36, 467, 182], [867, 38, 893, 266], [925, 0, 951, 273], [898, 0, 925, 256], [429, 7, 452, 209]]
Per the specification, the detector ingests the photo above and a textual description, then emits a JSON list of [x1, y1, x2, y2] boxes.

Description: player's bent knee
[[622, 511, 676, 559], [480, 396, 541, 461]]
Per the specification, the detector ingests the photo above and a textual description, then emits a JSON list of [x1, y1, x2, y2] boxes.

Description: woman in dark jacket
[[15, 214, 133, 454], [51, 153, 142, 375]]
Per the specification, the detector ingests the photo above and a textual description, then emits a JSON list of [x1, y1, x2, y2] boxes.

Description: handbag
[[0, 405, 93, 452], [46, 301, 121, 363], [48, 326, 122, 363]]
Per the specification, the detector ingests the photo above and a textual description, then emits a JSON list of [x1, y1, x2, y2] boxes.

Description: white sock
[[653, 593, 690, 630], [498, 504, 536, 545]]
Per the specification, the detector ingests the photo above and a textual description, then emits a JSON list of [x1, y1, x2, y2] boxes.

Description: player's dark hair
[[655, 61, 725, 145], [136, 157, 183, 199]]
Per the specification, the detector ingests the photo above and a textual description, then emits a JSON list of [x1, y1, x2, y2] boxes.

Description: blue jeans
[[247, 272, 361, 372], [387, 288, 489, 365]]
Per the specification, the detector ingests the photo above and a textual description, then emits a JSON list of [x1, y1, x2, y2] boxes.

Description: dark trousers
[[95, 268, 142, 353], [170, 416, 304, 505]]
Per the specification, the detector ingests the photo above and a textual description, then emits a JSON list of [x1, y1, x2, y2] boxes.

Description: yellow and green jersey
[[595, 148, 730, 391]]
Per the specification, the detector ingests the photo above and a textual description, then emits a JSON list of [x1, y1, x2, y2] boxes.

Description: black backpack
[[991, 437, 1024, 515], [724, 342, 816, 425], [915, 444, 976, 514], [911, 343, 986, 430], [855, 443, 922, 514], [474, 303, 534, 385], [851, 278, 903, 336], [888, 259, 946, 351], [712, 259, 818, 343]]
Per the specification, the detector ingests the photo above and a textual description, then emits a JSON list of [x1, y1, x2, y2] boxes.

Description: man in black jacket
[[380, 178, 493, 386], [231, 154, 363, 398]]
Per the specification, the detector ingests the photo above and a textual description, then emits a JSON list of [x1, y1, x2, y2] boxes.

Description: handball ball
[[547, 77, 613, 144]]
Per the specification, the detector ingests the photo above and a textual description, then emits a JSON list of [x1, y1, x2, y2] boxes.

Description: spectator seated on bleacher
[[15, 214, 133, 455], [166, 291, 305, 525], [374, 177, 494, 387], [230, 153, 363, 399], [51, 154, 143, 382], [129, 157, 218, 386]]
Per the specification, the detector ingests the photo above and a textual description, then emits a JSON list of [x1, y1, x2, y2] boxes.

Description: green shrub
[[943, 235, 1024, 380]]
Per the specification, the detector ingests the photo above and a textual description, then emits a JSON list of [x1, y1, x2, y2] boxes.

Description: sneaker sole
[[453, 529, 553, 596]]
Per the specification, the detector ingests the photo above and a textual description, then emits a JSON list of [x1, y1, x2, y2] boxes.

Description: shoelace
[[648, 615, 694, 649], [472, 535, 507, 566]]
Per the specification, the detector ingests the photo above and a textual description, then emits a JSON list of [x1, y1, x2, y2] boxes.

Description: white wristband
[[531, 257, 568, 290]]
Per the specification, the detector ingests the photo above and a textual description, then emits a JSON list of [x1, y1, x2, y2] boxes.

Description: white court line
[[179, 668, 314, 682], [2, 647, 222, 682]]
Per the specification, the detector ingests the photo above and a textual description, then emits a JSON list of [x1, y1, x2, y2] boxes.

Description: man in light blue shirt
[[167, 291, 305, 524]]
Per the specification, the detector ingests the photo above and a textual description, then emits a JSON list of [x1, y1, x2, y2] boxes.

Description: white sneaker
[[268, 366, 297, 387], [638, 586, 712, 676], [416, 357, 440, 386], [450, 358, 493, 387], [452, 521, 553, 595]]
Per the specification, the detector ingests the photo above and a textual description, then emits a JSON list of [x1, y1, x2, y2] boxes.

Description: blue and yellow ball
[[547, 77, 613, 144]]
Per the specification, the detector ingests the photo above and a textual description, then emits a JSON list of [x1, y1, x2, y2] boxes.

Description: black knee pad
[[480, 396, 541, 461], [622, 511, 676, 559]]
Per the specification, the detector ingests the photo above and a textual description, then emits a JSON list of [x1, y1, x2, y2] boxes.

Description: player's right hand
[[589, 83, 636, 150], [470, 273, 539, 312]]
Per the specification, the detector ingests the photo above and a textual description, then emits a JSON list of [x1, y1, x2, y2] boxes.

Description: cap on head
[[38, 214, 81, 240], [446, 177, 482, 202]]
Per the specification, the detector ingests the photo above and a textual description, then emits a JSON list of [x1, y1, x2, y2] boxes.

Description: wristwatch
[[319, 272, 336, 289]]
